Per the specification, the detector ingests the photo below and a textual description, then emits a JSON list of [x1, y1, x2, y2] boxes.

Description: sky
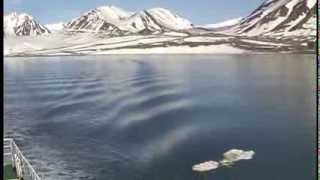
[[4, 0, 264, 25]]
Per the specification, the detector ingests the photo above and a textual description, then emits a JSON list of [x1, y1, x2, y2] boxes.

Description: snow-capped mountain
[[64, 6, 130, 34], [4, 12, 50, 36], [230, 0, 316, 36], [64, 5, 193, 34], [3, 2, 316, 56]]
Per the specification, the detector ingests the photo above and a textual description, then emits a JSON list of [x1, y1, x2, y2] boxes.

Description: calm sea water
[[4, 55, 316, 180]]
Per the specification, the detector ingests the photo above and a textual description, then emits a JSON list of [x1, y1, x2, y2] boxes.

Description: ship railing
[[4, 138, 42, 180]]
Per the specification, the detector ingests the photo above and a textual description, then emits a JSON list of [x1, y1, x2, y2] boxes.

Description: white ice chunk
[[220, 149, 255, 165], [192, 148, 255, 172], [192, 161, 219, 172]]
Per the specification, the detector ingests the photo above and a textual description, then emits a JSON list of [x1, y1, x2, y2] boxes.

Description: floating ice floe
[[220, 149, 255, 166], [192, 161, 219, 172], [192, 149, 255, 172]]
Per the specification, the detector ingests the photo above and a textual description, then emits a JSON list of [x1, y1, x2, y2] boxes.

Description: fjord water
[[4, 55, 315, 180]]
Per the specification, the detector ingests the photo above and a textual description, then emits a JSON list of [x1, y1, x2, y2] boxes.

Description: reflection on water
[[4, 55, 316, 180]]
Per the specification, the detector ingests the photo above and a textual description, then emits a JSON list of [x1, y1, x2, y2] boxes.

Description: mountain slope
[[197, 17, 242, 29], [64, 6, 192, 34], [230, 0, 316, 36], [4, 12, 50, 36], [45, 22, 65, 32], [144, 8, 192, 31]]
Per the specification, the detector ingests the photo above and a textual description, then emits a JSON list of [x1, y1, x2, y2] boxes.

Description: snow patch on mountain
[[198, 17, 242, 29], [96, 5, 134, 23], [45, 22, 65, 32], [306, 0, 316, 8], [145, 8, 193, 30], [107, 11, 162, 33], [265, 15, 316, 37], [3, 32, 243, 56]]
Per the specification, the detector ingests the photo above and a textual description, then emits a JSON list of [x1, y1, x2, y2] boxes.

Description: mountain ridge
[[3, 0, 316, 56], [64, 6, 193, 35], [228, 0, 316, 36], [5, 0, 315, 38]]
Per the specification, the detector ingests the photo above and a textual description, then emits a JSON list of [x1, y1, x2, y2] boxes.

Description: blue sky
[[4, 0, 263, 24]]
